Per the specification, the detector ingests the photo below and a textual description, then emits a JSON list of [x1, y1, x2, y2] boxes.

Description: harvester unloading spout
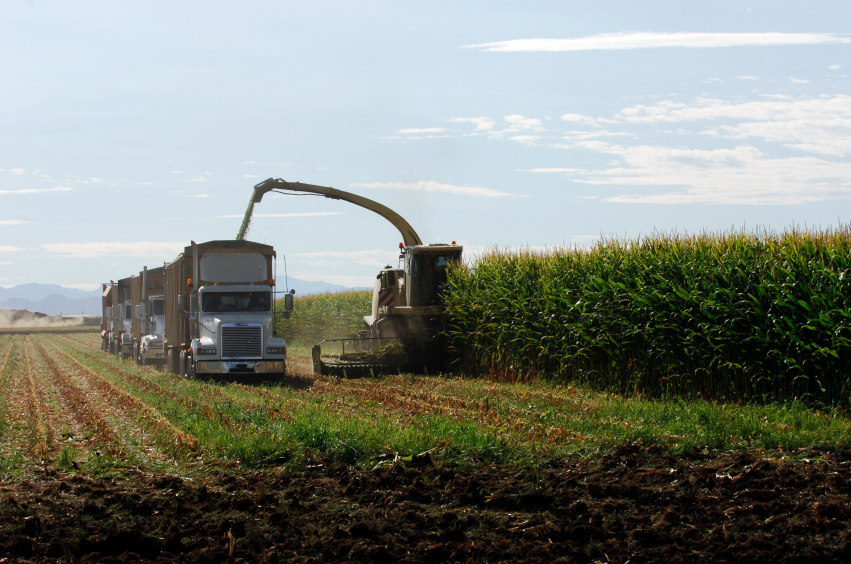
[[237, 178, 423, 246]]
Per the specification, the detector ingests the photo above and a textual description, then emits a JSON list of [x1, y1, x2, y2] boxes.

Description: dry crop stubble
[[45, 336, 201, 464], [34, 335, 183, 471]]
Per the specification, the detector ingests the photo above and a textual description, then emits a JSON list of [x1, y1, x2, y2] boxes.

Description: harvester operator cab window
[[124, 303, 132, 320], [380, 270, 396, 290], [407, 252, 460, 307], [201, 291, 271, 313]]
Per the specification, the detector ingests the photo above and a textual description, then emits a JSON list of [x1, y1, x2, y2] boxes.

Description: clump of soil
[[2, 447, 851, 563]]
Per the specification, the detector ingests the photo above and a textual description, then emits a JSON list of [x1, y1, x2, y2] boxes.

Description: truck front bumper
[[195, 360, 285, 374], [143, 348, 165, 360]]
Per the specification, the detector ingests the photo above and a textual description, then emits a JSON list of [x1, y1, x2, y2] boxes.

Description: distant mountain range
[[0, 279, 367, 316]]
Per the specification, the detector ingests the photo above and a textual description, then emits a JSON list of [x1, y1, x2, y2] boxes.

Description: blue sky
[[1, 1, 849, 289]]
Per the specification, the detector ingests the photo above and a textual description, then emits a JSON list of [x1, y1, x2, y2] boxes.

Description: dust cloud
[[0, 309, 86, 328]]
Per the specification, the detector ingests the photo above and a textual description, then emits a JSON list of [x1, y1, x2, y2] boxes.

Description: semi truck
[[163, 239, 291, 380], [130, 266, 166, 367]]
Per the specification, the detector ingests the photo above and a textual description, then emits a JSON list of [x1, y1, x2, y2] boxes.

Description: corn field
[[275, 290, 372, 347], [443, 226, 851, 407]]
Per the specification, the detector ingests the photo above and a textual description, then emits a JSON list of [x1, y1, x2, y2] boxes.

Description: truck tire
[[179, 350, 187, 378], [134, 342, 141, 365], [109, 340, 116, 355]]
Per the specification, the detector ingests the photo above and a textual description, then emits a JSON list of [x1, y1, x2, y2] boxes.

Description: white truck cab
[[138, 295, 166, 366], [119, 299, 134, 358], [190, 284, 287, 376]]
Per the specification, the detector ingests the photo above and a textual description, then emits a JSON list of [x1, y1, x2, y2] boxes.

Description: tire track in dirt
[[45, 338, 202, 460]]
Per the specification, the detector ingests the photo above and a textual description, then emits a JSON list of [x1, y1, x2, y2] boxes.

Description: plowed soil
[[2, 446, 850, 563]]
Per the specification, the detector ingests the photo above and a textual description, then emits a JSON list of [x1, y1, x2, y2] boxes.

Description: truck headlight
[[266, 347, 285, 355], [198, 347, 216, 355]]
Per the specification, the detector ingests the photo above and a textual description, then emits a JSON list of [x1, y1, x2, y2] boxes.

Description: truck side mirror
[[135, 305, 142, 318], [284, 293, 294, 311], [106, 306, 113, 319], [177, 294, 184, 311], [141, 319, 150, 334], [140, 302, 150, 316]]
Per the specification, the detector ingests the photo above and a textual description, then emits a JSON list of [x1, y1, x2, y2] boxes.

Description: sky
[[1, 1, 850, 290]]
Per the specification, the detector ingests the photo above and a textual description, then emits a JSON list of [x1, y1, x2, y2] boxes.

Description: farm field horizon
[[1, 327, 850, 562]]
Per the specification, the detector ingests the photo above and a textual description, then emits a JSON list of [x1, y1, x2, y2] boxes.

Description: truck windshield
[[152, 299, 164, 316], [125, 305, 132, 319], [201, 292, 271, 313], [408, 252, 461, 306]]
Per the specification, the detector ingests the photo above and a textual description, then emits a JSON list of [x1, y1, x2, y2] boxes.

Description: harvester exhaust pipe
[[142, 266, 147, 301]]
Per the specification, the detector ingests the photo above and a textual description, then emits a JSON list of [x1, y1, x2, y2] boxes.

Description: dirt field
[[1, 332, 850, 563]]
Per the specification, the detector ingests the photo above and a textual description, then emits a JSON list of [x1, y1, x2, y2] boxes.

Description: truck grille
[[221, 325, 262, 359]]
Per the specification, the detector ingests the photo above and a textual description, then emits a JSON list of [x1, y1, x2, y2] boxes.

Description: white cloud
[[0, 186, 72, 195], [243, 161, 255, 164], [507, 135, 540, 145], [830, 64, 842, 70], [465, 32, 851, 52], [450, 117, 496, 131], [0, 261, 12, 265], [216, 212, 343, 218], [789, 77, 810, 84], [180, 177, 207, 183], [138, 182, 153, 185], [398, 127, 449, 134], [183, 193, 210, 198], [41, 241, 187, 259], [737, 75, 759, 80], [89, 177, 104, 183], [170, 171, 183, 174], [504, 114, 544, 131], [288, 249, 400, 267], [204, 171, 213, 175], [10, 168, 25, 175], [0, 246, 25, 252], [612, 95, 851, 156], [0, 220, 30, 225], [288, 274, 375, 288], [563, 141, 851, 205], [351, 180, 527, 199], [525, 168, 588, 174], [58, 283, 101, 291], [244, 174, 261, 178], [561, 113, 599, 126]]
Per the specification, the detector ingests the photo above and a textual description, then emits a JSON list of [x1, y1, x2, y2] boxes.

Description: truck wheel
[[179, 350, 188, 378], [140, 354, 147, 367], [134, 342, 141, 365], [109, 341, 116, 355], [101, 337, 108, 352]]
